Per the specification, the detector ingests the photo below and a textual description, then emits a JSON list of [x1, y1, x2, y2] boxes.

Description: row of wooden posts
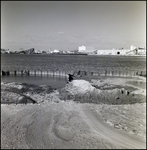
[[1, 70, 146, 78]]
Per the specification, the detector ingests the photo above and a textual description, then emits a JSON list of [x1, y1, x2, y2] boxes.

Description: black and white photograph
[[1, 1, 146, 149]]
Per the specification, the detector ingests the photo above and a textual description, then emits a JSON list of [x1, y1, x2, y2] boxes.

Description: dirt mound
[[1, 82, 55, 104], [65, 80, 95, 94], [58, 79, 146, 105]]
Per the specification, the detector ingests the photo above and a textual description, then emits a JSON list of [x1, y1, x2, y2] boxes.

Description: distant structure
[[96, 45, 146, 56], [53, 49, 60, 53], [78, 45, 86, 53], [1, 49, 9, 54], [46, 48, 52, 54], [97, 49, 128, 55], [19, 48, 35, 54], [1, 45, 146, 56], [78, 45, 96, 54], [35, 49, 42, 54]]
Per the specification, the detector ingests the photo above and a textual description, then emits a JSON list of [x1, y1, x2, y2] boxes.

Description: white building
[[97, 49, 118, 55], [78, 45, 86, 52], [51, 49, 60, 53], [97, 49, 130, 55]]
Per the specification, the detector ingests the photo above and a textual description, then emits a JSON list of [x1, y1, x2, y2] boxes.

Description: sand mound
[[1, 82, 56, 104], [65, 80, 95, 94], [58, 79, 146, 105]]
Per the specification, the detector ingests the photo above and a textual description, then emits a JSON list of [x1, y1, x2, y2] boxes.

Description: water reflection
[[1, 75, 67, 89], [127, 80, 146, 89]]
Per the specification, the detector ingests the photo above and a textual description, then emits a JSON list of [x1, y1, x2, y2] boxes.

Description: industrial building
[[97, 45, 146, 56], [78, 45, 146, 56], [78, 45, 96, 54], [97, 49, 129, 55]]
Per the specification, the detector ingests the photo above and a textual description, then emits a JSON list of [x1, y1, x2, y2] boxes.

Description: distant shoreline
[[1, 53, 146, 56]]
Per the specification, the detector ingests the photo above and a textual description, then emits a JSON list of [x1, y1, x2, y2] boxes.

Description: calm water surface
[[1, 75, 67, 89], [1, 54, 146, 88], [1, 54, 146, 72]]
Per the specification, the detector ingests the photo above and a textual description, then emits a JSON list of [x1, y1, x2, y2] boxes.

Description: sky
[[1, 1, 146, 51]]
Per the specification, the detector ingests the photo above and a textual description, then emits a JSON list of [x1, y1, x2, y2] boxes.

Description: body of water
[[1, 75, 67, 89], [1, 54, 146, 88], [1, 54, 146, 72]]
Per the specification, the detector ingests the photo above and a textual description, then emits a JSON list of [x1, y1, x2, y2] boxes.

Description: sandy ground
[[1, 76, 146, 149]]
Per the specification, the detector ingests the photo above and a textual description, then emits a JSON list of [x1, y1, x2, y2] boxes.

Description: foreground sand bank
[[1, 77, 146, 149]]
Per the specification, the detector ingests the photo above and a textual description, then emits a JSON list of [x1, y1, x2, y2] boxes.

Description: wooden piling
[[2, 69, 144, 78], [21, 70, 23, 76], [111, 71, 114, 76], [34, 70, 36, 76], [14, 70, 17, 76], [2, 71, 6, 76], [27, 70, 30, 76]]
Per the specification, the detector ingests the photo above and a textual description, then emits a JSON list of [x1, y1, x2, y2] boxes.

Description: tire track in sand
[[81, 105, 146, 149]]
